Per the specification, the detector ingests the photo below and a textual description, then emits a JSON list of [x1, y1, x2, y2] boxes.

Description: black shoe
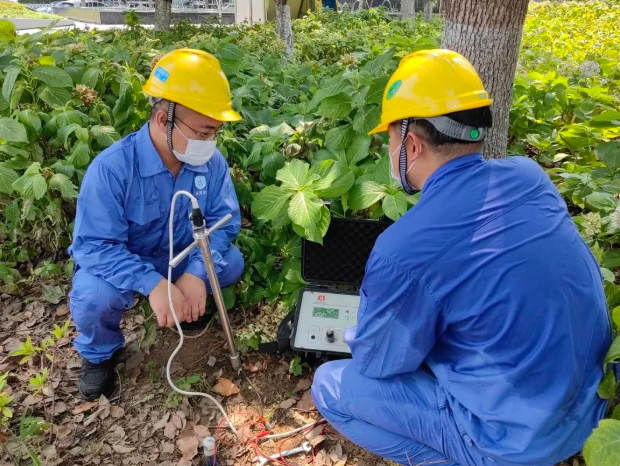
[[78, 354, 118, 401], [179, 309, 215, 332]]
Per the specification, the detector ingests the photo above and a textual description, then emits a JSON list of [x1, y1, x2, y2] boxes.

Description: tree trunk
[[154, 0, 171, 30], [401, 0, 415, 22], [442, 0, 529, 159], [423, 0, 432, 21], [275, 0, 295, 60]]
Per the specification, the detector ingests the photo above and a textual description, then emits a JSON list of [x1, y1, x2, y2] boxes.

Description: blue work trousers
[[70, 246, 244, 364], [312, 360, 498, 466]]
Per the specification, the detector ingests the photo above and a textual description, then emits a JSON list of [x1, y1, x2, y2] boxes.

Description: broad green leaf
[[113, 82, 133, 122], [32, 66, 73, 88], [583, 419, 620, 466], [292, 205, 330, 244], [0, 117, 27, 143], [600, 179, 620, 194], [251, 185, 293, 221], [76, 127, 90, 143], [603, 333, 620, 372], [596, 141, 620, 170], [603, 250, 620, 270], [311, 160, 342, 191], [601, 268, 616, 283], [276, 160, 309, 191], [58, 123, 81, 149], [217, 42, 243, 62], [68, 141, 91, 168], [0, 19, 16, 41], [38, 56, 56, 66], [382, 191, 409, 220], [319, 169, 355, 198], [38, 86, 72, 108], [612, 306, 620, 331], [318, 93, 353, 119], [2, 65, 20, 102], [346, 134, 371, 166], [5, 200, 19, 225], [289, 190, 322, 230], [612, 405, 620, 421], [18, 109, 41, 133], [353, 105, 381, 134], [348, 181, 387, 211], [325, 124, 354, 150], [367, 76, 390, 105], [362, 47, 396, 76], [585, 192, 617, 212], [0, 163, 18, 194], [597, 369, 617, 399], [81, 68, 100, 89], [91, 125, 121, 147], [49, 173, 78, 199], [12, 162, 48, 200], [272, 199, 292, 228], [588, 111, 620, 128], [261, 152, 285, 179]]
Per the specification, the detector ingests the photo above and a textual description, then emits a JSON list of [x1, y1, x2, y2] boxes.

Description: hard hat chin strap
[[399, 118, 419, 195], [166, 101, 176, 154]]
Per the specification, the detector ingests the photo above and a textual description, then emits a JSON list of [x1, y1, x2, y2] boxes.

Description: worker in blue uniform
[[69, 49, 244, 400], [311, 49, 611, 466]]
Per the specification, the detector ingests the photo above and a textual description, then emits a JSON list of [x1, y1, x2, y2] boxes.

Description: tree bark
[[275, 0, 295, 60], [442, 0, 529, 159], [154, 0, 172, 30], [401, 0, 415, 22], [423, 0, 432, 21]]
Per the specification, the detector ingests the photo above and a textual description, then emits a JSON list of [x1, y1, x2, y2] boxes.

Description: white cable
[[166, 190, 238, 434], [165, 191, 327, 442]]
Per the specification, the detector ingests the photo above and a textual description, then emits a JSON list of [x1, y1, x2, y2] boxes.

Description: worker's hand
[[149, 279, 188, 327], [174, 273, 207, 323]]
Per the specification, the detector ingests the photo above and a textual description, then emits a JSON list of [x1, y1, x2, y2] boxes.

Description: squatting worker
[[69, 49, 244, 401], [311, 49, 611, 466]]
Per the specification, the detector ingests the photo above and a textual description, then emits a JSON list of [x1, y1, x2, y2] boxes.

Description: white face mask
[[171, 124, 216, 166], [389, 142, 417, 186]]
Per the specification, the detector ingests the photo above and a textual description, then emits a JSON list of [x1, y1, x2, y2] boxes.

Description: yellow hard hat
[[143, 48, 241, 123], [369, 49, 493, 135]]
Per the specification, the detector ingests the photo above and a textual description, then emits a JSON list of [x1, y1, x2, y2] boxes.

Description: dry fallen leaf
[[56, 305, 69, 317], [310, 434, 325, 447], [207, 356, 217, 367], [294, 378, 312, 392], [279, 398, 297, 409], [329, 443, 344, 462], [214, 378, 240, 397], [164, 421, 177, 439], [53, 401, 68, 416], [314, 449, 332, 466], [112, 444, 135, 454], [193, 424, 211, 438], [72, 401, 98, 415], [296, 390, 316, 412], [177, 430, 198, 460], [171, 413, 183, 430], [56, 427, 71, 439], [162, 442, 175, 454], [111, 406, 125, 419], [153, 413, 170, 431], [305, 425, 323, 442]]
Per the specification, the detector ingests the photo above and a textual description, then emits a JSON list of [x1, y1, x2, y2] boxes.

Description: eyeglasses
[[174, 117, 223, 141]]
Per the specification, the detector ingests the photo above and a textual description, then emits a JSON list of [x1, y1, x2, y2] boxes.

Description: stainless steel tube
[[194, 230, 240, 370]]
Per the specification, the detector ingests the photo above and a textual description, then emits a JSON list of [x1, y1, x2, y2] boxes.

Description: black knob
[[326, 330, 335, 343]]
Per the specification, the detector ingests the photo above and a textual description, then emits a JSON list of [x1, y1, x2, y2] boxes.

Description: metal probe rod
[[194, 215, 241, 370]]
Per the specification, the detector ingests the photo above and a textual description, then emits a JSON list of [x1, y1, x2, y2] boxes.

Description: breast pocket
[[125, 201, 162, 256], [126, 201, 161, 226]]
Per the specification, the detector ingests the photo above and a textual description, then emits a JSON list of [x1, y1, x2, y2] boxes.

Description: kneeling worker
[[312, 49, 611, 466], [69, 49, 244, 400]]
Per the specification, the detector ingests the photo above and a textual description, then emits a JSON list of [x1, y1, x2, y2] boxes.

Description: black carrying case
[[258, 217, 392, 356]]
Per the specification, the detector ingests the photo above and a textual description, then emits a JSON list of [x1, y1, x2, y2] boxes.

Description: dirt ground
[[0, 291, 583, 466], [0, 291, 385, 466]]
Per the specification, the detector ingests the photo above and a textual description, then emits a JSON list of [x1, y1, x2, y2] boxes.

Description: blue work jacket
[[346, 153, 611, 465], [69, 123, 241, 296]]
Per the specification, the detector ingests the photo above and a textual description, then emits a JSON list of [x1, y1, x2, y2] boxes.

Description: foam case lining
[[301, 217, 392, 286]]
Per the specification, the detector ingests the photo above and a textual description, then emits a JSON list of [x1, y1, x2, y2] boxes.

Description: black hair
[[409, 106, 493, 148]]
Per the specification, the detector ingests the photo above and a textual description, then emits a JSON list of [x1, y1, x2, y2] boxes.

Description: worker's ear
[[152, 108, 168, 133], [403, 129, 426, 164]]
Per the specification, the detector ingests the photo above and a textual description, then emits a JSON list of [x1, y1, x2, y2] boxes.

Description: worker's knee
[[220, 245, 244, 287], [311, 359, 350, 417], [69, 269, 134, 327]]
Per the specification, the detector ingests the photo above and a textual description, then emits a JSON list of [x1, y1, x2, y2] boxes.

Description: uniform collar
[[422, 152, 485, 194], [136, 123, 211, 176], [136, 123, 167, 178]]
